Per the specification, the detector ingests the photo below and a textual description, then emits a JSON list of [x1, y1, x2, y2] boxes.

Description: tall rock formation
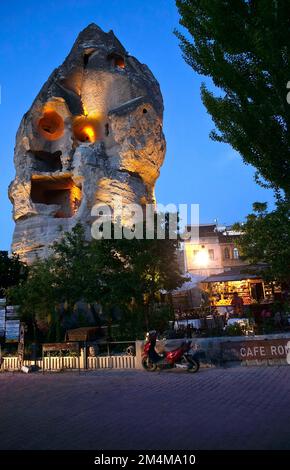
[[9, 24, 166, 263]]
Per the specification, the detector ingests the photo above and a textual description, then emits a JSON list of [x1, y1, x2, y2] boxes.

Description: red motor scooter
[[142, 330, 200, 373]]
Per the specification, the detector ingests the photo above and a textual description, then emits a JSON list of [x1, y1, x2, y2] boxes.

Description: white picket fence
[[1, 354, 136, 371], [87, 355, 135, 369]]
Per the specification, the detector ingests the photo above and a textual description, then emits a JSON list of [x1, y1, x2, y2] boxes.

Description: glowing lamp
[[195, 250, 209, 267]]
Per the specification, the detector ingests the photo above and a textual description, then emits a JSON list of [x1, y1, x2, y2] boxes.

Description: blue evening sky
[[0, 0, 274, 251]]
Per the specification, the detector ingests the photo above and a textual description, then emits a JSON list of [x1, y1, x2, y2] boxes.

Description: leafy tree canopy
[[175, 0, 290, 197], [0, 251, 28, 297], [233, 200, 290, 284]]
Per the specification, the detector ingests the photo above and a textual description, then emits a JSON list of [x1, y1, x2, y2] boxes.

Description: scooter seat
[[162, 340, 186, 352]]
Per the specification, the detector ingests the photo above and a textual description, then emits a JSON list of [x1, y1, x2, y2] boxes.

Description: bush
[[225, 324, 244, 336]]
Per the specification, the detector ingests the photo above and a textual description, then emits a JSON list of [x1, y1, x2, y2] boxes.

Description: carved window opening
[[105, 123, 109, 136], [83, 49, 95, 68], [108, 53, 125, 69], [38, 110, 64, 141], [31, 150, 62, 172], [30, 176, 82, 218], [73, 116, 99, 143]]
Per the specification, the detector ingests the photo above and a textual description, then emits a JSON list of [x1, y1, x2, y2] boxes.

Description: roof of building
[[201, 272, 259, 283], [185, 224, 242, 241], [201, 265, 266, 283], [185, 224, 217, 238]]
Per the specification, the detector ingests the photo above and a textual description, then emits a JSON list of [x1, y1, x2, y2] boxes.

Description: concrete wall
[[136, 333, 290, 368]]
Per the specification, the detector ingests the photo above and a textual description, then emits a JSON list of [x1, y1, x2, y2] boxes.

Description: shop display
[[204, 279, 264, 306]]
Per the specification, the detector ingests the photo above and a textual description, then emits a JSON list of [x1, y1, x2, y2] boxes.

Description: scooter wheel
[[187, 358, 200, 373], [142, 357, 157, 372]]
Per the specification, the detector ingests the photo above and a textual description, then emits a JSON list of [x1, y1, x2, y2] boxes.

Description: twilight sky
[[0, 0, 274, 251]]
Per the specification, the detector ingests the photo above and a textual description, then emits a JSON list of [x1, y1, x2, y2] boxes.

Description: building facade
[[184, 223, 247, 277]]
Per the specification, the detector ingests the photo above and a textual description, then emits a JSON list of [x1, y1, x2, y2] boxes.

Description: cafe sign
[[222, 339, 290, 361]]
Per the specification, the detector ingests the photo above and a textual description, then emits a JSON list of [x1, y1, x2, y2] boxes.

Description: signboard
[[0, 298, 6, 307], [222, 339, 290, 361], [0, 309, 5, 336], [5, 320, 20, 343], [5, 305, 20, 319]]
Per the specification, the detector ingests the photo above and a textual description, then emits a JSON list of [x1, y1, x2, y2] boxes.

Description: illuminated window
[[38, 110, 64, 141], [30, 176, 82, 219], [108, 53, 125, 69], [224, 247, 230, 259], [73, 116, 100, 143], [208, 249, 214, 260], [233, 247, 239, 259]]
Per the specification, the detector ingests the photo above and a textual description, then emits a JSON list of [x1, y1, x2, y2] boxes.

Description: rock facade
[[9, 24, 165, 263]]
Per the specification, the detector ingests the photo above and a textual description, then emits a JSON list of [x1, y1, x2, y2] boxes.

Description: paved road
[[0, 366, 290, 450]]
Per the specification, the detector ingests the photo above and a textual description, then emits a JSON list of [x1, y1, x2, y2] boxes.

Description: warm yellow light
[[83, 126, 95, 142], [70, 184, 82, 214], [194, 250, 209, 267], [83, 105, 89, 117], [73, 115, 99, 143]]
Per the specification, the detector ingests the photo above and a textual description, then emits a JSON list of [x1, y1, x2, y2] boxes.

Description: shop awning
[[201, 272, 261, 283]]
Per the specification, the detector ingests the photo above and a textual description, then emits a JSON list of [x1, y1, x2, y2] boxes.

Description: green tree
[[233, 201, 290, 284], [103, 214, 185, 331], [8, 257, 57, 340], [10, 225, 108, 340], [9, 217, 185, 341], [0, 251, 28, 297], [175, 0, 290, 197]]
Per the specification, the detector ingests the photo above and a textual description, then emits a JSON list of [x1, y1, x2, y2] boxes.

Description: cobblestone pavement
[[0, 366, 290, 450]]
